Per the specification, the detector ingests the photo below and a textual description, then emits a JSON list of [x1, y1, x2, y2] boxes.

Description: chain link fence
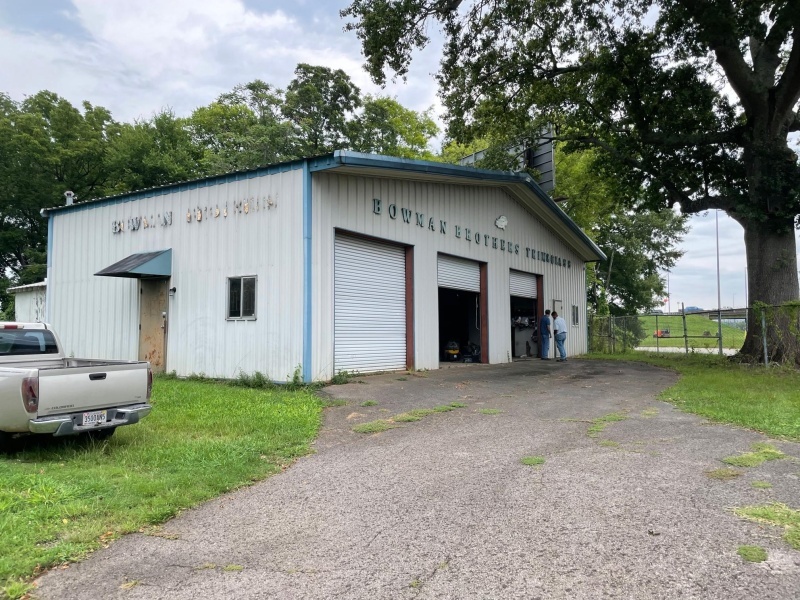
[[588, 304, 800, 365]]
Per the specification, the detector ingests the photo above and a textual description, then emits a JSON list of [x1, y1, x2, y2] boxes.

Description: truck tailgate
[[37, 364, 149, 416]]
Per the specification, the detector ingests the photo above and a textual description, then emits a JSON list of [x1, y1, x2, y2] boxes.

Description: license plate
[[82, 410, 107, 426]]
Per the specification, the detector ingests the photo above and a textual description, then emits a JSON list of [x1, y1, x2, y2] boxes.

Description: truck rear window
[[0, 330, 59, 355]]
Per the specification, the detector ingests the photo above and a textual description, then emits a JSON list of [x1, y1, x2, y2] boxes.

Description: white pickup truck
[[0, 322, 152, 446]]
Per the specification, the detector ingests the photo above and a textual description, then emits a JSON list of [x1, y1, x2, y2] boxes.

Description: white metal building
[[42, 151, 605, 382], [9, 280, 47, 323]]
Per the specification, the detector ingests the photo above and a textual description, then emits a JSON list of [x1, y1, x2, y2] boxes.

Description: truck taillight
[[22, 375, 39, 413], [146, 368, 153, 400]]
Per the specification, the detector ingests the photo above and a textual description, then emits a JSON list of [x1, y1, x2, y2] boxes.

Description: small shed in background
[[8, 280, 47, 323]]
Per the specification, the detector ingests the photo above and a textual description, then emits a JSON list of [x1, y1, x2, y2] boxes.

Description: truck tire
[[0, 431, 8, 451], [87, 427, 116, 441]]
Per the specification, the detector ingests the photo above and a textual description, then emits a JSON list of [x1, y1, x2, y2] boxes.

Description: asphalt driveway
[[34, 359, 800, 599]]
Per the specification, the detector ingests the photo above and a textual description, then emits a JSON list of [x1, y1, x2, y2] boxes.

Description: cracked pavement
[[33, 359, 800, 599]]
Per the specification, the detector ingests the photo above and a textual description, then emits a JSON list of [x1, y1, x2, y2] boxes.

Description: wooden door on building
[[139, 279, 168, 373]]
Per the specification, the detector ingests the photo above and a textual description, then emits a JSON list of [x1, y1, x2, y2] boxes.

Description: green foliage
[[105, 109, 202, 194], [330, 370, 354, 385], [189, 80, 297, 173], [343, 0, 800, 342], [0, 378, 321, 589], [232, 370, 275, 390], [556, 149, 687, 315], [283, 63, 362, 155], [520, 456, 545, 466], [350, 96, 439, 159]]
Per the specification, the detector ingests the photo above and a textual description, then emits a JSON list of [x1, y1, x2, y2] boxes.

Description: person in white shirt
[[552, 311, 568, 361]]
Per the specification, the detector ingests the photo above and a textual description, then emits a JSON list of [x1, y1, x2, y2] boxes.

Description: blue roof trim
[[41, 159, 307, 216]]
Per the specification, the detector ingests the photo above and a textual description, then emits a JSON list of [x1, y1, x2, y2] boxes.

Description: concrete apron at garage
[[35, 360, 800, 599]]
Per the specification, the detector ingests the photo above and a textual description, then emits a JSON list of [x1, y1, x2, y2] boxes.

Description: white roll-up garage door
[[509, 270, 538, 298], [438, 254, 480, 292], [334, 235, 406, 374]]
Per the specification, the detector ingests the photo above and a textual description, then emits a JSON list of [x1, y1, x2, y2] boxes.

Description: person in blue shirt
[[539, 309, 552, 359]]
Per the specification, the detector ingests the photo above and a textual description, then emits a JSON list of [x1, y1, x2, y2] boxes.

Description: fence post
[[623, 317, 628, 352], [655, 314, 659, 353], [761, 311, 769, 367], [682, 302, 689, 355]]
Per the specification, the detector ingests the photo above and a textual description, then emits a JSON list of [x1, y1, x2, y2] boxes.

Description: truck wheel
[[0, 431, 8, 451], [87, 427, 116, 441]]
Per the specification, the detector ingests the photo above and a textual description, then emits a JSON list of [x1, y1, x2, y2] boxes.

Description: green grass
[[360, 400, 378, 407], [0, 378, 321, 596], [478, 408, 503, 415], [352, 420, 396, 433], [520, 456, 545, 466], [393, 409, 435, 422], [587, 413, 627, 438], [735, 503, 800, 550], [751, 481, 773, 489], [352, 404, 468, 433], [587, 353, 800, 440], [723, 443, 785, 467], [737, 545, 768, 562], [636, 315, 745, 350], [705, 468, 743, 480]]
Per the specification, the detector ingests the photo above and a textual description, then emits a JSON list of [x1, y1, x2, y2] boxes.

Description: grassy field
[[589, 353, 800, 440], [636, 314, 746, 350], [0, 378, 321, 598]]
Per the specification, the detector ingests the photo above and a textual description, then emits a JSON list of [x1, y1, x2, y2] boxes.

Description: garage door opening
[[438, 288, 482, 362], [437, 254, 487, 364], [510, 295, 538, 358], [509, 270, 539, 359]]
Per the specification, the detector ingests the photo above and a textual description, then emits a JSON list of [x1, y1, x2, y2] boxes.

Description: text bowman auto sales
[[372, 198, 571, 269]]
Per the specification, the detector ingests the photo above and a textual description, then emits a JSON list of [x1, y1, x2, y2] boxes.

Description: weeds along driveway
[[35, 360, 800, 599]]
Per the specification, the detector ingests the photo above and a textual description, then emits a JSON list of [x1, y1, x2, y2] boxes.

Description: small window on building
[[228, 276, 257, 320], [572, 305, 580, 326]]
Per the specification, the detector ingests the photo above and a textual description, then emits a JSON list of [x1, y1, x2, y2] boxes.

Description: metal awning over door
[[334, 235, 407, 374], [437, 254, 480, 292], [509, 270, 538, 298], [95, 249, 172, 278]]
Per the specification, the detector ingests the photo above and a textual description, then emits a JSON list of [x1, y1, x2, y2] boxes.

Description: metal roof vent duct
[[64, 191, 75, 206]]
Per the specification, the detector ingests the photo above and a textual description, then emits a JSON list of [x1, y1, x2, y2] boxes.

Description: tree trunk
[[739, 218, 800, 363]]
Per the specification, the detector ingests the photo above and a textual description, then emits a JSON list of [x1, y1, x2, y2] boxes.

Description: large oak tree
[[343, 0, 800, 360]]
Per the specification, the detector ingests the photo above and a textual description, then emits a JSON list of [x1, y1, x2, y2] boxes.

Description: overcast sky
[[2, 0, 798, 311]]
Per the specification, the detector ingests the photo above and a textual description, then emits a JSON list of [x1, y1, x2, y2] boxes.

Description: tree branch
[[557, 133, 738, 213], [775, 26, 800, 130], [675, 0, 759, 114]]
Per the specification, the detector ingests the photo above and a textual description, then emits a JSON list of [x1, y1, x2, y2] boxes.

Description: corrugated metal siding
[[334, 235, 406, 373], [311, 172, 589, 379], [509, 270, 537, 298], [437, 254, 480, 292], [13, 289, 47, 322], [48, 169, 304, 381]]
